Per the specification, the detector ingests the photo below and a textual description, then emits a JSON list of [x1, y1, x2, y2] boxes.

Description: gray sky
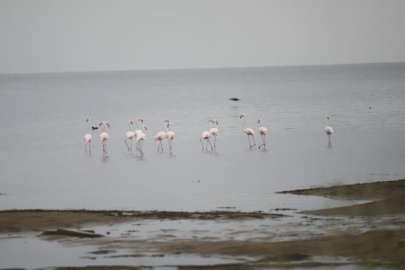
[[1, 0, 405, 73]]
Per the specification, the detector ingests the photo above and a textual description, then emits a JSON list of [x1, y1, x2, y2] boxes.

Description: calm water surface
[[1, 63, 405, 211]]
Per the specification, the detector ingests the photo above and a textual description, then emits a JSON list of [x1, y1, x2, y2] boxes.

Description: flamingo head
[[258, 118, 261, 123], [138, 118, 144, 123], [129, 119, 133, 125], [99, 121, 103, 127], [325, 115, 329, 120], [105, 122, 110, 127], [215, 120, 218, 125], [86, 117, 90, 122], [164, 119, 170, 123], [143, 125, 147, 131], [240, 114, 245, 119]]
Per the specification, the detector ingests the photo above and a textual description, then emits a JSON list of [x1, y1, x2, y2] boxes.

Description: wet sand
[[0, 210, 283, 234], [2, 179, 405, 269], [279, 179, 405, 216]]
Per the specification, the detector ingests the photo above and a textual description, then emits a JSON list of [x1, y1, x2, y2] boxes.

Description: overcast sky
[[1, 0, 405, 73]]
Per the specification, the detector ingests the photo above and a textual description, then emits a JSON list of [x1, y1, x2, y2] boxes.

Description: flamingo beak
[[144, 126, 148, 131]]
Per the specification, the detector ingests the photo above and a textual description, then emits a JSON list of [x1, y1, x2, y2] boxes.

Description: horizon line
[[1, 60, 405, 76]]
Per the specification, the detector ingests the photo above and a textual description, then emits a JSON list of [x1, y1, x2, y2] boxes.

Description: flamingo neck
[[259, 119, 262, 128], [163, 122, 168, 132], [129, 121, 133, 131], [214, 121, 217, 128], [104, 123, 109, 134], [208, 120, 213, 129], [87, 119, 91, 134], [167, 123, 171, 131], [243, 117, 246, 131], [325, 118, 328, 127], [136, 119, 141, 130]]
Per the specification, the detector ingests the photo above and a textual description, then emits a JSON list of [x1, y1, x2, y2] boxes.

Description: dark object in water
[[41, 229, 104, 238], [229, 97, 240, 101], [92, 126, 98, 130]]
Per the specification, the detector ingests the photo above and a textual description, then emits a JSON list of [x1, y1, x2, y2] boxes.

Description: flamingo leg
[[214, 136, 216, 150], [125, 139, 130, 151], [169, 140, 173, 153], [328, 134, 331, 146], [259, 135, 266, 149], [200, 138, 204, 150], [85, 143, 87, 153], [251, 136, 256, 147], [105, 142, 108, 154], [207, 139, 213, 151], [131, 139, 133, 151], [89, 141, 91, 154], [248, 135, 252, 148]]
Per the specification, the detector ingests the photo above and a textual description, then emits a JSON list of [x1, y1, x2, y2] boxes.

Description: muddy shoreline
[[2, 179, 405, 269], [0, 210, 285, 234]]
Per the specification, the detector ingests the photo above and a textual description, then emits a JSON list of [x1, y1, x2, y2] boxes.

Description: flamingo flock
[[84, 115, 334, 155]]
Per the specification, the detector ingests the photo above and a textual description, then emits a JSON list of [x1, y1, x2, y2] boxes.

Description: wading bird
[[324, 115, 334, 146], [240, 114, 256, 148], [165, 120, 175, 153], [84, 117, 92, 153], [99, 121, 110, 154], [125, 119, 135, 152], [200, 120, 213, 151], [154, 121, 168, 152], [209, 119, 218, 150], [258, 118, 268, 150], [134, 118, 146, 154], [136, 124, 147, 155]]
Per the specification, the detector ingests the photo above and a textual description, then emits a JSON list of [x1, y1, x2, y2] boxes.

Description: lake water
[[1, 63, 405, 212]]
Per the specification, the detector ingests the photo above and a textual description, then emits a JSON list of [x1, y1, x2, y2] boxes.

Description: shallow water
[[1, 63, 405, 211]]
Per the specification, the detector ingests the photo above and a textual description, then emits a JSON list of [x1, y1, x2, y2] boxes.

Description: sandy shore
[[2, 179, 405, 269], [0, 210, 283, 234], [279, 179, 405, 216]]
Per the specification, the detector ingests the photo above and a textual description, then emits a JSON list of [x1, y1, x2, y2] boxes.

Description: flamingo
[[258, 118, 268, 150], [200, 120, 213, 151], [165, 120, 175, 153], [154, 120, 168, 152], [136, 124, 147, 155], [84, 117, 92, 153], [134, 118, 145, 153], [209, 119, 218, 150], [325, 115, 334, 146], [99, 121, 110, 154], [240, 114, 256, 148], [125, 119, 135, 152]]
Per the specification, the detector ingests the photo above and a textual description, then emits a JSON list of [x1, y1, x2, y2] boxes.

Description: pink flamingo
[[200, 119, 213, 151], [258, 118, 268, 150], [324, 115, 334, 146], [136, 124, 147, 155], [99, 121, 110, 154], [240, 114, 256, 148], [154, 120, 168, 152], [125, 119, 135, 152], [134, 118, 146, 154], [84, 117, 92, 153], [165, 120, 175, 153], [209, 119, 218, 150]]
